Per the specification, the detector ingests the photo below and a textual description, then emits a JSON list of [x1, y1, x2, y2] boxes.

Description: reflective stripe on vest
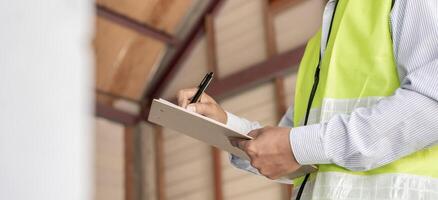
[[292, 0, 438, 198]]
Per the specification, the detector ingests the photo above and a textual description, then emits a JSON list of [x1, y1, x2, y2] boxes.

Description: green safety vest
[[293, 0, 438, 198]]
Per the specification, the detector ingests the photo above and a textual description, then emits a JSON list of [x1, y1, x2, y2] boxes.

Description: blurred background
[[0, 0, 325, 200], [94, 0, 325, 200]]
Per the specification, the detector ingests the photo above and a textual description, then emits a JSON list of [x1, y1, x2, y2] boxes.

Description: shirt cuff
[[225, 111, 248, 135], [290, 124, 331, 165]]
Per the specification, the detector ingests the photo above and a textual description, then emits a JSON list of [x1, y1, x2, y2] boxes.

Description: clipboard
[[148, 98, 317, 179], [148, 98, 252, 160]]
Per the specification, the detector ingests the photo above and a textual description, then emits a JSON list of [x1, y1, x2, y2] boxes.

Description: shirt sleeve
[[290, 0, 438, 171], [226, 106, 296, 184]]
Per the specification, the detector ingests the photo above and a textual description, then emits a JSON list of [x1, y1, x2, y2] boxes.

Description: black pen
[[190, 72, 214, 104]]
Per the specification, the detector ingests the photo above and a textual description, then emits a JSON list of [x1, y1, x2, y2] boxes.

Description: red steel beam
[[205, 11, 223, 200], [141, 0, 225, 119], [124, 126, 136, 200], [141, 45, 306, 121], [95, 102, 139, 125], [96, 4, 177, 45], [96, 89, 141, 104], [212, 147, 223, 200], [269, 0, 306, 15], [208, 45, 305, 100], [263, 0, 292, 198], [205, 14, 219, 76], [154, 126, 166, 200]]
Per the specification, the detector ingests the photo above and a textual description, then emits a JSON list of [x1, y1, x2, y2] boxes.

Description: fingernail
[[187, 104, 196, 112]]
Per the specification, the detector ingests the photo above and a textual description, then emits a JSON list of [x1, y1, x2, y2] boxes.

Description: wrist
[[283, 127, 301, 168]]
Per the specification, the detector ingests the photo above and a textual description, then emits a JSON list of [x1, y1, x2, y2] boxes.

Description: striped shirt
[[227, 0, 438, 177]]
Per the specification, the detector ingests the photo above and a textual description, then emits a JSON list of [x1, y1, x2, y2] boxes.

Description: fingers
[[247, 129, 262, 138], [177, 88, 197, 108], [228, 137, 240, 148], [235, 139, 249, 151], [177, 88, 215, 108], [229, 137, 249, 150], [186, 102, 216, 117]]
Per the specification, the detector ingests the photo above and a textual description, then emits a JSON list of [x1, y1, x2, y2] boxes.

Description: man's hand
[[232, 126, 301, 179], [177, 88, 227, 124]]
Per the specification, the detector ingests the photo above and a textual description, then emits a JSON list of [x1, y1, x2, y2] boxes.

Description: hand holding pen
[[176, 72, 228, 124]]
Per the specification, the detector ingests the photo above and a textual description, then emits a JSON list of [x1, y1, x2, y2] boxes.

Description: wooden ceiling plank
[[96, 0, 195, 35], [107, 36, 164, 100], [96, 4, 177, 45], [95, 17, 135, 94]]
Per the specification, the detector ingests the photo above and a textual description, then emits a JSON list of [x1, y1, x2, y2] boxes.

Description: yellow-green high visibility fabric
[[292, 0, 438, 186]]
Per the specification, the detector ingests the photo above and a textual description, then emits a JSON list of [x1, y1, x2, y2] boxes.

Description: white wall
[[0, 1, 93, 200]]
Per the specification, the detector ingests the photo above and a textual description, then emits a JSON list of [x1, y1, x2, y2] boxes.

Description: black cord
[[295, 65, 319, 200], [295, 173, 310, 199], [295, 2, 339, 199]]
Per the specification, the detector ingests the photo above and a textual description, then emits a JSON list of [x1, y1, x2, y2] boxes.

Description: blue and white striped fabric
[[227, 0, 438, 179]]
